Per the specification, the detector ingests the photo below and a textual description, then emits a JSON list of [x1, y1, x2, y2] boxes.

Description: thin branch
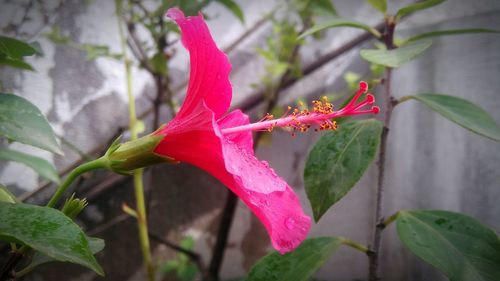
[[222, 5, 278, 54], [149, 233, 201, 263], [126, 22, 155, 73], [0, 250, 24, 280], [234, 21, 385, 111], [205, 191, 238, 281], [368, 17, 397, 281]]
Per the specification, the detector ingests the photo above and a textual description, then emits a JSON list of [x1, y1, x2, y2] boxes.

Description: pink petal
[[217, 109, 253, 153], [166, 8, 231, 120], [155, 8, 311, 254], [154, 109, 311, 253]]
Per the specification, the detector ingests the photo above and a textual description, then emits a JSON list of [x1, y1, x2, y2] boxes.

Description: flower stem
[[116, 1, 154, 280], [340, 237, 370, 254], [46, 157, 107, 208], [133, 168, 154, 280], [380, 211, 400, 229]]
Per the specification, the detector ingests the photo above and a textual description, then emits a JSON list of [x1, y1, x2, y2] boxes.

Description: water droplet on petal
[[285, 217, 296, 230], [259, 199, 270, 207]]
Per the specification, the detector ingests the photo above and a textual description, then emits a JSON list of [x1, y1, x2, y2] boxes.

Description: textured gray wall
[[1, 0, 499, 280]]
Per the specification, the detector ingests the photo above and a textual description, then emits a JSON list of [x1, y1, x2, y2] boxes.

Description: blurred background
[[0, 0, 499, 280]]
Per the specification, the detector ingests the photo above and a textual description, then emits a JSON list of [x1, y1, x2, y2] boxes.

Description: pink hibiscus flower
[[149, 8, 379, 254]]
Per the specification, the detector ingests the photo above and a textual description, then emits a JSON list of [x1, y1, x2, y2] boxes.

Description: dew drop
[[285, 217, 296, 230]]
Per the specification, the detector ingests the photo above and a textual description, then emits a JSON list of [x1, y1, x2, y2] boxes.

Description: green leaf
[[29, 41, 44, 56], [360, 39, 432, 68], [367, 0, 387, 13], [310, 0, 337, 16], [150, 52, 168, 76], [297, 0, 337, 17], [0, 93, 62, 154], [0, 148, 59, 183], [0, 55, 34, 71], [0, 202, 104, 275], [216, 0, 245, 23], [45, 26, 71, 45], [0, 185, 18, 203], [396, 0, 446, 19], [246, 237, 343, 281], [300, 17, 381, 39], [161, 260, 179, 274], [0, 36, 37, 59], [397, 210, 500, 281], [29, 237, 104, 269], [304, 119, 383, 222], [406, 94, 500, 142], [404, 28, 499, 44]]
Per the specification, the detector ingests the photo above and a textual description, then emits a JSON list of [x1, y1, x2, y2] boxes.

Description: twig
[[0, 250, 24, 280], [126, 22, 155, 73], [149, 232, 207, 275], [205, 191, 238, 281], [234, 21, 385, 111], [222, 5, 278, 54], [367, 17, 397, 281]]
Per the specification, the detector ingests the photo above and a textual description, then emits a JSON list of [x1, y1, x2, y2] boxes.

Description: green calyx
[[61, 193, 88, 219], [105, 133, 176, 174]]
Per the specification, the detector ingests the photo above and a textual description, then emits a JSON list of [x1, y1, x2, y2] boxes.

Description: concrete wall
[[1, 0, 499, 280]]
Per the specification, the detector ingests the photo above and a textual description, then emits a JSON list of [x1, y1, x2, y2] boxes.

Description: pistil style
[[221, 81, 379, 136]]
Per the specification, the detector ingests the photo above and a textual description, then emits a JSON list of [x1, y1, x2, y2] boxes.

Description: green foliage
[[304, 119, 383, 221], [0, 36, 37, 59], [0, 202, 104, 275], [0, 93, 62, 154], [360, 39, 432, 68], [44, 26, 71, 44], [405, 94, 500, 142], [369, 62, 385, 77], [27, 237, 104, 271], [150, 52, 168, 76], [396, 210, 500, 281], [292, 0, 337, 20], [396, 0, 446, 19], [81, 44, 122, 60], [0, 148, 60, 183], [344, 71, 361, 91], [160, 236, 198, 281], [0, 185, 18, 203], [367, 0, 387, 13], [0, 57, 34, 71], [246, 237, 344, 281], [45, 27, 122, 61], [300, 17, 381, 39], [257, 19, 302, 92], [215, 0, 245, 23], [403, 28, 499, 44], [0, 35, 37, 70]]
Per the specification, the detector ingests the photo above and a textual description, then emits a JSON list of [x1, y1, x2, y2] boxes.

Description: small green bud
[[61, 193, 88, 219]]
